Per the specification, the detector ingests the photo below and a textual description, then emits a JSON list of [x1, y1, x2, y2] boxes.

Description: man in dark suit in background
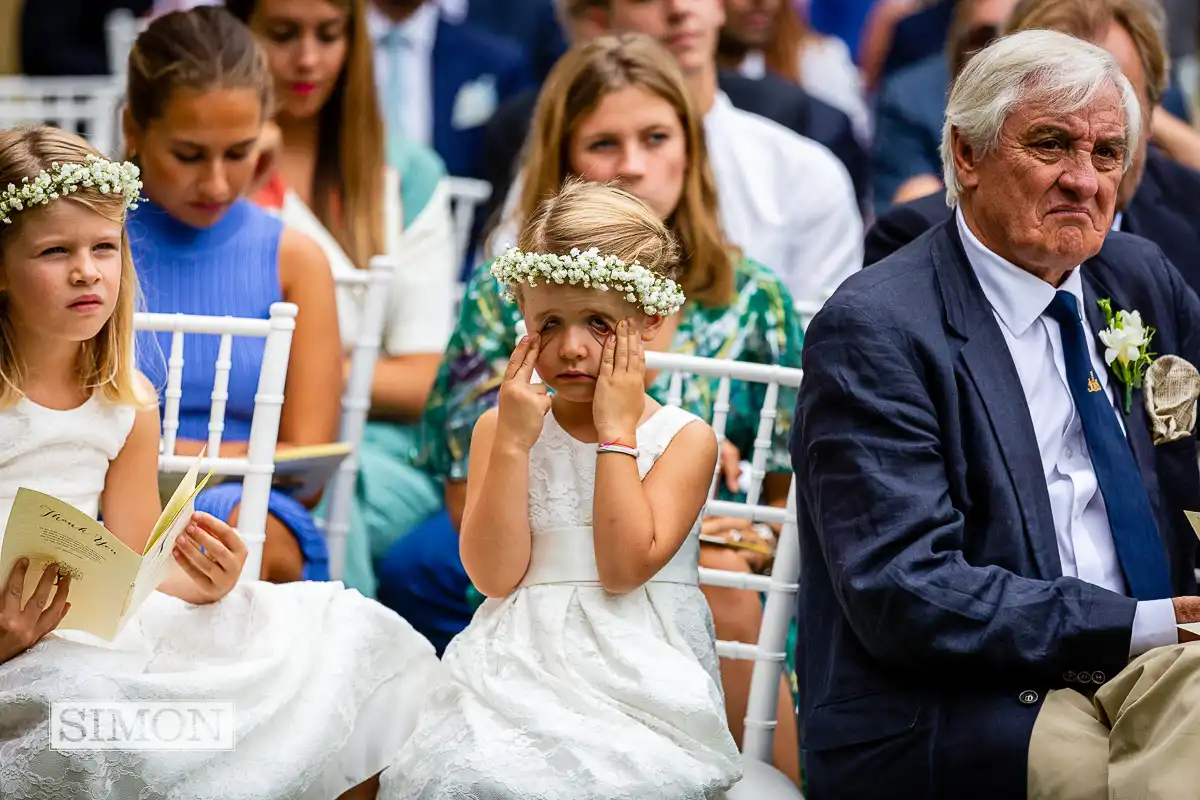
[[865, 0, 1200, 299], [458, 0, 568, 83], [477, 0, 867, 229], [370, 0, 534, 179], [794, 28, 1200, 799], [879, 0, 954, 79]]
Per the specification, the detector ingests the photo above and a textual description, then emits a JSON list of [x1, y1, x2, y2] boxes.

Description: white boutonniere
[[1097, 298, 1156, 414]]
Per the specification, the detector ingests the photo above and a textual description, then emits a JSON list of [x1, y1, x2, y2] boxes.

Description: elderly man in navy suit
[[865, 0, 1200, 296], [794, 28, 1200, 800]]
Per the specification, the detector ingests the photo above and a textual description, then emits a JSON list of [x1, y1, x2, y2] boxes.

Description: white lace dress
[[378, 406, 743, 800], [0, 396, 445, 800]]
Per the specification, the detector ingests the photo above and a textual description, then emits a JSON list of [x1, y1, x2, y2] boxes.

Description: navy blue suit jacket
[[880, 0, 954, 80], [864, 150, 1200, 300], [462, 0, 567, 83], [432, 18, 534, 179], [793, 222, 1200, 799]]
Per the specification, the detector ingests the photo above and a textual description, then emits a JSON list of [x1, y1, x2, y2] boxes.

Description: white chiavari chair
[[322, 256, 394, 580], [643, 350, 805, 800], [445, 175, 492, 271], [106, 8, 138, 80], [0, 77, 123, 156], [0, 10, 134, 157], [135, 302, 298, 583]]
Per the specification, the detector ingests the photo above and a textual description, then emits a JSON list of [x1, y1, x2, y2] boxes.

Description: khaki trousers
[[1029, 643, 1200, 800]]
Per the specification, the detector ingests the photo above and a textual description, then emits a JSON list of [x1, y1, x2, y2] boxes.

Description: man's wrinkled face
[[956, 84, 1128, 280]]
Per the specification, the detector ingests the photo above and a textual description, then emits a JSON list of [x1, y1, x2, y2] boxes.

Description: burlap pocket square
[[1143, 355, 1200, 444]]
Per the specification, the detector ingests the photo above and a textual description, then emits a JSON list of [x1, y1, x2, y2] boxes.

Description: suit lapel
[[933, 224, 1062, 579], [1080, 268, 1163, 518]]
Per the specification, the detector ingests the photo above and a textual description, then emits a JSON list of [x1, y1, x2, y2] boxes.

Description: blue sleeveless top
[[129, 199, 284, 443]]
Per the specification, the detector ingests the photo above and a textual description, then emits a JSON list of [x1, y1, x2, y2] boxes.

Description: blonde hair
[[513, 33, 735, 307], [228, 0, 386, 269], [0, 127, 144, 409], [519, 179, 680, 285]]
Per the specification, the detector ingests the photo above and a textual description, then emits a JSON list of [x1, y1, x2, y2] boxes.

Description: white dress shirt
[[490, 92, 863, 317], [956, 209, 1176, 659], [739, 41, 872, 145], [369, 2, 439, 147]]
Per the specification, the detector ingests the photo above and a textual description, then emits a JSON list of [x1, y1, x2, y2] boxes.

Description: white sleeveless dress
[[378, 406, 743, 800], [0, 396, 445, 800]]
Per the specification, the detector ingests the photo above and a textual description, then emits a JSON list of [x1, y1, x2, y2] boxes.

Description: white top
[[956, 208, 1176, 658], [0, 393, 446, 800], [148, 0, 219, 15], [272, 183, 457, 357], [0, 395, 135, 539], [490, 91, 863, 315], [369, 2, 439, 148], [739, 37, 871, 144]]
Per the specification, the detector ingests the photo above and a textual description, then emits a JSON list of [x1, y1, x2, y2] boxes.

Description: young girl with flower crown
[[364, 180, 742, 800], [0, 126, 443, 800]]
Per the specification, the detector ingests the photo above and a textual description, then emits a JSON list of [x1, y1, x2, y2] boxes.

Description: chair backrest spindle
[[136, 303, 299, 582], [322, 257, 394, 579], [205, 332, 233, 458], [641, 349, 802, 768], [161, 327, 186, 457]]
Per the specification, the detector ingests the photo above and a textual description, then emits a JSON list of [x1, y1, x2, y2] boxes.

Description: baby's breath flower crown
[[490, 246, 687, 317], [0, 155, 143, 225]]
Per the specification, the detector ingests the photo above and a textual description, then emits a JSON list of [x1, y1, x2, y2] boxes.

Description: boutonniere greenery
[[1097, 298, 1156, 414]]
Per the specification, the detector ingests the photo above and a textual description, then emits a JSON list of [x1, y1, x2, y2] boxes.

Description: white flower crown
[[490, 246, 687, 317], [0, 155, 143, 225]]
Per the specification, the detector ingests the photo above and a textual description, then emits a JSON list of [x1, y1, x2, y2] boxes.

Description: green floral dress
[[416, 254, 805, 711]]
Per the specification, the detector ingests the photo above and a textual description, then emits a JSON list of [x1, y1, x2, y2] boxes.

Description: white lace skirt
[[378, 582, 743, 800], [0, 581, 445, 800]]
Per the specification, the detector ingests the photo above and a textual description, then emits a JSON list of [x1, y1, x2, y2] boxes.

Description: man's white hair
[[940, 29, 1142, 206]]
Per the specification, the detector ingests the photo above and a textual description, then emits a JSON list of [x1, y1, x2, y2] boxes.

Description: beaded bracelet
[[597, 440, 639, 458]]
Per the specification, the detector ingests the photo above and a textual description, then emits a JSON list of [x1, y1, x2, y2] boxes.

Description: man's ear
[[950, 127, 981, 193]]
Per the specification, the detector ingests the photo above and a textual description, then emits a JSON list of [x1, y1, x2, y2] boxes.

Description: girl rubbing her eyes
[[360, 180, 742, 800]]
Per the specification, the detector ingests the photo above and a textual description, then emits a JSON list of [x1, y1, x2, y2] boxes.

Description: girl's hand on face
[[0, 560, 71, 665], [593, 319, 647, 444], [173, 512, 248, 604], [496, 334, 553, 450]]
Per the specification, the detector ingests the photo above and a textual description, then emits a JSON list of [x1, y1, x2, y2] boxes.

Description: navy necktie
[[1044, 291, 1172, 600]]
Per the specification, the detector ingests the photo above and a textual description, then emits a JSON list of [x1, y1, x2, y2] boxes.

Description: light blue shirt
[[956, 208, 1176, 660]]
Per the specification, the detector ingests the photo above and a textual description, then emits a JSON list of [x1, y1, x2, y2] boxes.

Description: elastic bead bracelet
[[597, 440, 639, 458]]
